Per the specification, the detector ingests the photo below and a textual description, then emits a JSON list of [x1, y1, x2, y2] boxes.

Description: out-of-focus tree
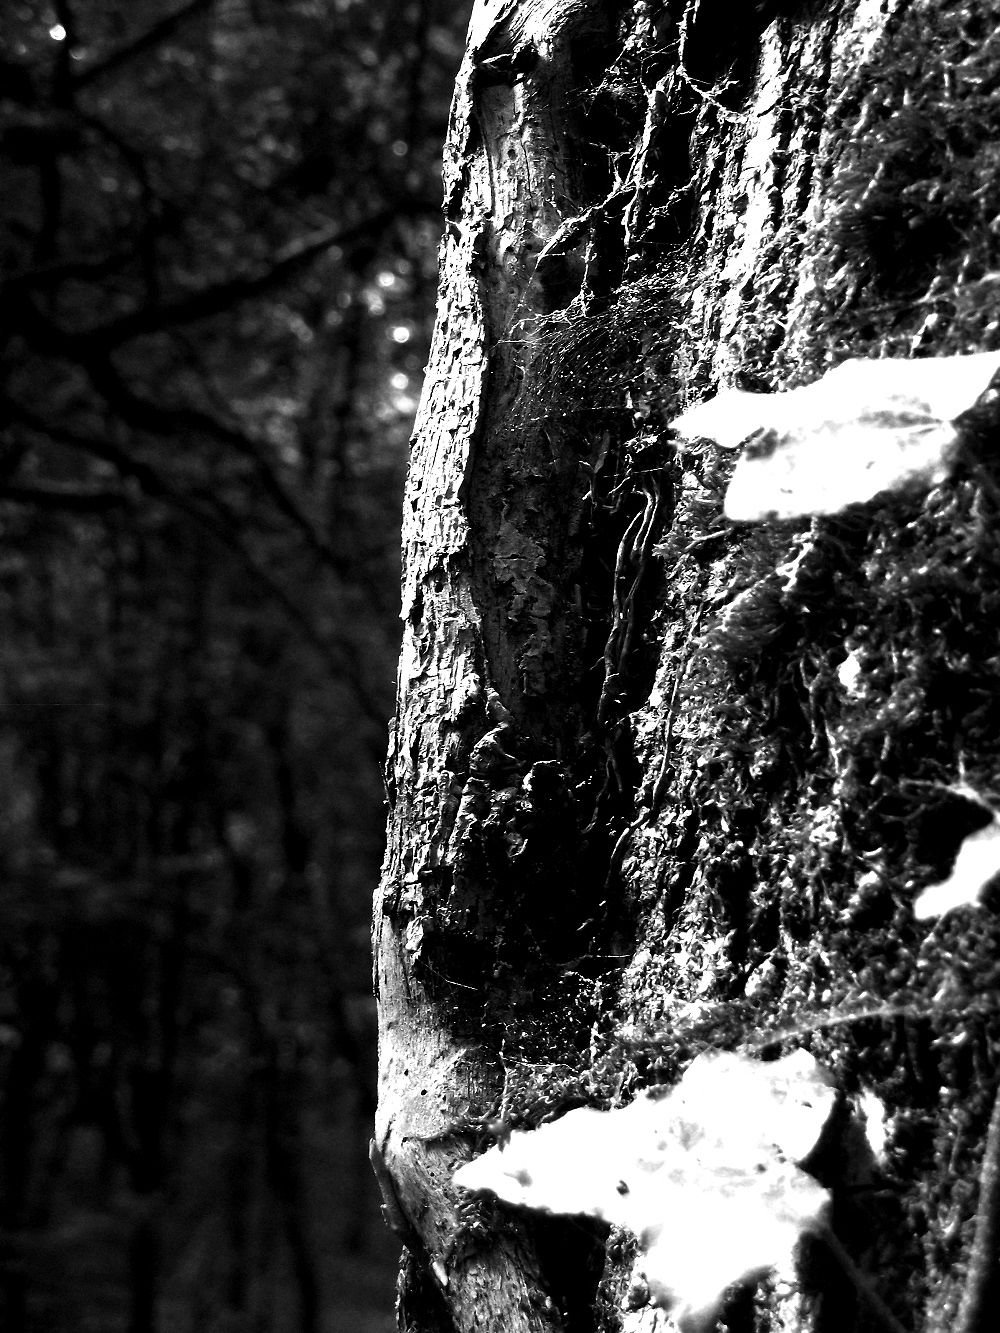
[[0, 2, 470, 1329]]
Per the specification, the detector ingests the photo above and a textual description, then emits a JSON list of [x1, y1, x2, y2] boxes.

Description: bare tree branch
[[10, 300, 354, 580], [6, 404, 386, 725], [21, 206, 435, 347], [0, 482, 128, 511], [72, 0, 218, 93], [3, 249, 141, 295], [83, 354, 351, 575]]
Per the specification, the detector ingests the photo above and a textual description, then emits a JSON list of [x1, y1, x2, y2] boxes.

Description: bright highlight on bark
[[454, 1050, 836, 1329], [858, 1089, 890, 1161], [669, 351, 1000, 521]]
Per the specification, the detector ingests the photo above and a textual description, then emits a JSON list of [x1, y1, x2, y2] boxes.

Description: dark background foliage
[[0, 1, 470, 1328]]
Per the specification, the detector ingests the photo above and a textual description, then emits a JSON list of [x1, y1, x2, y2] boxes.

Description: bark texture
[[374, 2, 1000, 1330]]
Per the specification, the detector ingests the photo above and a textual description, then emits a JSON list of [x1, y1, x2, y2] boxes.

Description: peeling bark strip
[[377, 2, 1000, 1330]]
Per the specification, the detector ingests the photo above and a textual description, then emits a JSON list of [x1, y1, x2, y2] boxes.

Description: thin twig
[[72, 0, 217, 91], [812, 1223, 911, 1333]]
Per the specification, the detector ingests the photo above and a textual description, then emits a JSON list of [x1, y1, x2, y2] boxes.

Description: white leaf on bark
[[454, 1050, 835, 1327], [913, 810, 1000, 920], [669, 351, 1000, 521]]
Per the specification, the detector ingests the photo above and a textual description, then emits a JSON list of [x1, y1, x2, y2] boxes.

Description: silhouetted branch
[[84, 354, 349, 572], [43, 207, 435, 347], [3, 249, 140, 295], [72, 0, 218, 92], [11, 301, 350, 576], [0, 482, 128, 511], [6, 405, 361, 690]]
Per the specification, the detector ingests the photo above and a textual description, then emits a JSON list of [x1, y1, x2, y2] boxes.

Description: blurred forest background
[[0, 1, 471, 1328]]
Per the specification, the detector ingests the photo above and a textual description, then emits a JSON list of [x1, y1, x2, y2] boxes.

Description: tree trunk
[[374, 1, 1000, 1330]]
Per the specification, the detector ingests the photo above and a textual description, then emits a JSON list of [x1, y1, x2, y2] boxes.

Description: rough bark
[[375, 2, 1000, 1330]]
